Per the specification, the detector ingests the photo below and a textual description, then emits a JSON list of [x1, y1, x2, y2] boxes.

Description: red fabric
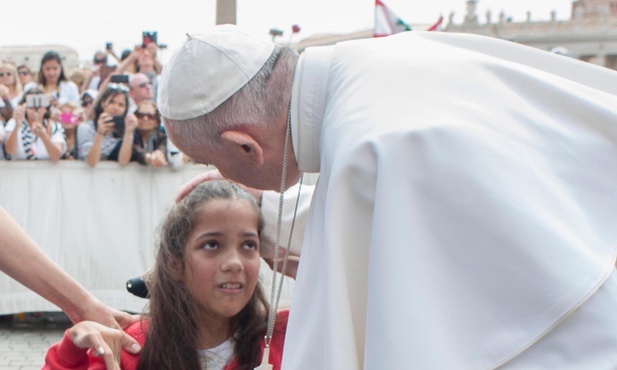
[[42, 310, 289, 370]]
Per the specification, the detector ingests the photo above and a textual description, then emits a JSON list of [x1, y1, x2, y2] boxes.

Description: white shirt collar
[[290, 45, 335, 173]]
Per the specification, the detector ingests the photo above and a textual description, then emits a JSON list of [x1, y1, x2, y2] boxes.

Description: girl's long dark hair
[[137, 181, 269, 370]]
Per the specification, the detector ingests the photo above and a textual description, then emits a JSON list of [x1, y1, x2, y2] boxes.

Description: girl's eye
[[243, 241, 258, 250], [202, 241, 218, 250]]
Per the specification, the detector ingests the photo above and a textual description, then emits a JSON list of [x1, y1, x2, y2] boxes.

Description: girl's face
[[25, 106, 46, 124], [42, 60, 62, 85], [102, 93, 127, 116], [182, 198, 260, 325]]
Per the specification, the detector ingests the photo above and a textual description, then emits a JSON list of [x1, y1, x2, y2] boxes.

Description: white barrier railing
[[0, 161, 296, 315]]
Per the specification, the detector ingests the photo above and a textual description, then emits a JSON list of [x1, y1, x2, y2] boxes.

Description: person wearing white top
[[37, 51, 80, 107], [4, 91, 66, 161]]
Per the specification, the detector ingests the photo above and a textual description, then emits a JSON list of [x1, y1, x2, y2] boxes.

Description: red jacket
[[42, 310, 289, 370]]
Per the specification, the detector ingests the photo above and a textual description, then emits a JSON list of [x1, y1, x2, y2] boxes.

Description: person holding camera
[[4, 89, 66, 161], [76, 85, 137, 167], [38, 51, 80, 107]]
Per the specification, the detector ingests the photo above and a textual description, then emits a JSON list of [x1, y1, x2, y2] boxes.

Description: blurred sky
[[0, 0, 573, 64]]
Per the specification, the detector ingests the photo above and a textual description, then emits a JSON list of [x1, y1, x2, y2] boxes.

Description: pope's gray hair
[[165, 46, 298, 149]]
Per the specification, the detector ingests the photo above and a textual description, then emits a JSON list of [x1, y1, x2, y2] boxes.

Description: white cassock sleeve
[[260, 182, 313, 257]]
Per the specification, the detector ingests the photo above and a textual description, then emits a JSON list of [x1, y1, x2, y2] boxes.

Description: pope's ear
[[220, 130, 264, 166]]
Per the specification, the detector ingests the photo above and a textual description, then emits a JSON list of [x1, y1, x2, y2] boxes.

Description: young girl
[[4, 89, 66, 161], [37, 51, 80, 107], [76, 86, 137, 167], [43, 181, 288, 370]]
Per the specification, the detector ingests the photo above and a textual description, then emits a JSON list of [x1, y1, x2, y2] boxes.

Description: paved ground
[[0, 313, 71, 370]]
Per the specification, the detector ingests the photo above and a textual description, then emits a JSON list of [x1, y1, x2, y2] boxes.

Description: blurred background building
[[446, 0, 617, 69], [293, 0, 617, 70]]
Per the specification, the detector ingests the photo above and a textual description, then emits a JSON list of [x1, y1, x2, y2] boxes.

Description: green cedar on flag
[[374, 0, 411, 37]]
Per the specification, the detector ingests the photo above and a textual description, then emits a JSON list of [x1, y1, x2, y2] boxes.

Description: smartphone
[[111, 115, 125, 138], [26, 94, 51, 109], [142, 31, 158, 48], [109, 74, 129, 84], [59, 112, 79, 125]]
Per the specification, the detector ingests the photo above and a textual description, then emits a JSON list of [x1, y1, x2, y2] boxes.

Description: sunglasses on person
[[81, 99, 93, 107], [138, 82, 151, 88], [0, 72, 12, 77], [18, 70, 30, 76], [107, 83, 129, 92], [135, 112, 158, 120]]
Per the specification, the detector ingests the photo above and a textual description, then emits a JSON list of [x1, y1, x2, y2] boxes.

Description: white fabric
[[0, 94, 22, 109], [260, 182, 314, 257], [42, 81, 80, 106], [0, 161, 295, 314], [283, 31, 617, 370], [198, 338, 234, 370], [4, 118, 66, 160], [158, 25, 275, 120], [500, 268, 617, 369], [23, 81, 37, 93]]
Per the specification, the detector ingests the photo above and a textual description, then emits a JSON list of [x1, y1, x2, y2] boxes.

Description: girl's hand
[[68, 321, 129, 370], [97, 113, 114, 136]]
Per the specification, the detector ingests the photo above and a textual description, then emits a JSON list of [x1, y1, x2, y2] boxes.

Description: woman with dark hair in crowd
[[38, 51, 80, 106], [133, 100, 168, 168], [43, 180, 289, 370], [3, 89, 66, 161], [76, 85, 137, 167]]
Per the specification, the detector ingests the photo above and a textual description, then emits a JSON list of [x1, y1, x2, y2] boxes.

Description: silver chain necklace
[[255, 103, 304, 370]]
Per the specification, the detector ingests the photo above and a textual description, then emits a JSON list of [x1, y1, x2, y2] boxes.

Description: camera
[[142, 31, 158, 48], [59, 112, 79, 125], [105, 42, 113, 50], [109, 74, 129, 84], [26, 94, 51, 109], [109, 115, 125, 138]]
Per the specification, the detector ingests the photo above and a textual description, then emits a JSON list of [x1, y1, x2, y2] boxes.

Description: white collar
[[290, 45, 335, 174]]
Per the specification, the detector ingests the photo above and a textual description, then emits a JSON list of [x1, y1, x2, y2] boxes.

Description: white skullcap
[[157, 24, 275, 120]]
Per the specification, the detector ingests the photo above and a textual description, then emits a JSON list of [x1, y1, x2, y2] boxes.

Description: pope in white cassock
[[158, 25, 617, 369]]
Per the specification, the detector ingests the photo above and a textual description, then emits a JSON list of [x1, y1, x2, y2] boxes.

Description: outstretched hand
[[175, 170, 224, 202], [71, 297, 141, 357], [69, 321, 136, 370]]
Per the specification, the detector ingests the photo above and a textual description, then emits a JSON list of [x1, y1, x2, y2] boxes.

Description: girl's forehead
[[109, 94, 126, 103]]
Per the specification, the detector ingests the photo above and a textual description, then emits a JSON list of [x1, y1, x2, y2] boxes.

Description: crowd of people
[[0, 44, 186, 168]]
